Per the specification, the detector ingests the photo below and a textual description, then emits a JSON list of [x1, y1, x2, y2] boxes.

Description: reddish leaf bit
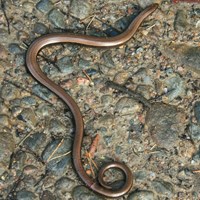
[[173, 0, 200, 3], [89, 134, 100, 158]]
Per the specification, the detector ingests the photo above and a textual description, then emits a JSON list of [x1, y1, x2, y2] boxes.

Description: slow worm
[[26, 3, 158, 198]]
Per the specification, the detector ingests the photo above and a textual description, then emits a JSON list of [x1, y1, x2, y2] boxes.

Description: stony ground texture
[[0, 0, 200, 199]]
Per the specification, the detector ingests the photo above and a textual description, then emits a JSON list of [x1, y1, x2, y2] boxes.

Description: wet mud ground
[[0, 0, 200, 199]]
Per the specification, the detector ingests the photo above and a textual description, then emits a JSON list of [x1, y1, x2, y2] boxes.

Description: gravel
[[0, 0, 200, 199]]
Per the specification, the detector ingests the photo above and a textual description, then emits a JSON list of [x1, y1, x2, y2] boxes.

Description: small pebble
[[55, 177, 75, 192], [1, 83, 20, 100], [72, 186, 104, 200], [115, 145, 122, 154], [0, 99, 8, 113], [16, 190, 36, 200], [70, 0, 91, 19], [0, 29, 7, 36], [36, 0, 53, 13], [36, 103, 54, 117], [57, 56, 74, 74], [13, 20, 24, 31], [132, 68, 153, 85], [40, 190, 56, 200], [116, 14, 133, 32], [23, 132, 46, 152], [162, 43, 200, 75], [145, 103, 186, 149], [23, 2, 34, 13], [174, 10, 188, 31], [43, 64, 59, 76], [85, 68, 98, 76], [15, 54, 25, 67], [10, 98, 21, 107], [48, 118, 69, 135], [113, 71, 130, 85], [134, 171, 147, 182], [189, 123, 200, 141], [178, 140, 195, 158], [127, 190, 157, 200], [136, 85, 151, 99], [191, 150, 200, 165], [95, 114, 114, 130], [23, 165, 38, 175], [103, 135, 112, 145], [48, 9, 66, 29], [17, 31, 29, 41], [32, 84, 55, 102], [33, 22, 48, 35], [18, 108, 37, 127], [0, 114, 9, 127], [177, 169, 193, 182], [101, 95, 113, 106], [151, 179, 174, 197], [102, 51, 115, 68], [194, 8, 200, 16], [164, 74, 185, 101], [194, 101, 200, 124], [0, 44, 8, 59], [8, 43, 23, 54], [13, 150, 27, 171], [115, 97, 142, 114], [21, 96, 37, 107], [78, 58, 91, 69]]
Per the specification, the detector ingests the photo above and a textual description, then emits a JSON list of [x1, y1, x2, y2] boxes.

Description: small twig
[[105, 80, 151, 108], [90, 156, 98, 170], [150, 144, 157, 150], [86, 155, 95, 178], [1, 0, 10, 34], [85, 151, 98, 169], [80, 15, 121, 36], [82, 69, 92, 83], [48, 151, 71, 161], [80, 15, 96, 23], [85, 134, 100, 178], [21, 41, 29, 50], [34, 169, 49, 187], [17, 131, 33, 147], [8, 152, 15, 170], [149, 88, 176, 102], [146, 24, 156, 30], [47, 139, 64, 162], [86, 15, 96, 31]]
